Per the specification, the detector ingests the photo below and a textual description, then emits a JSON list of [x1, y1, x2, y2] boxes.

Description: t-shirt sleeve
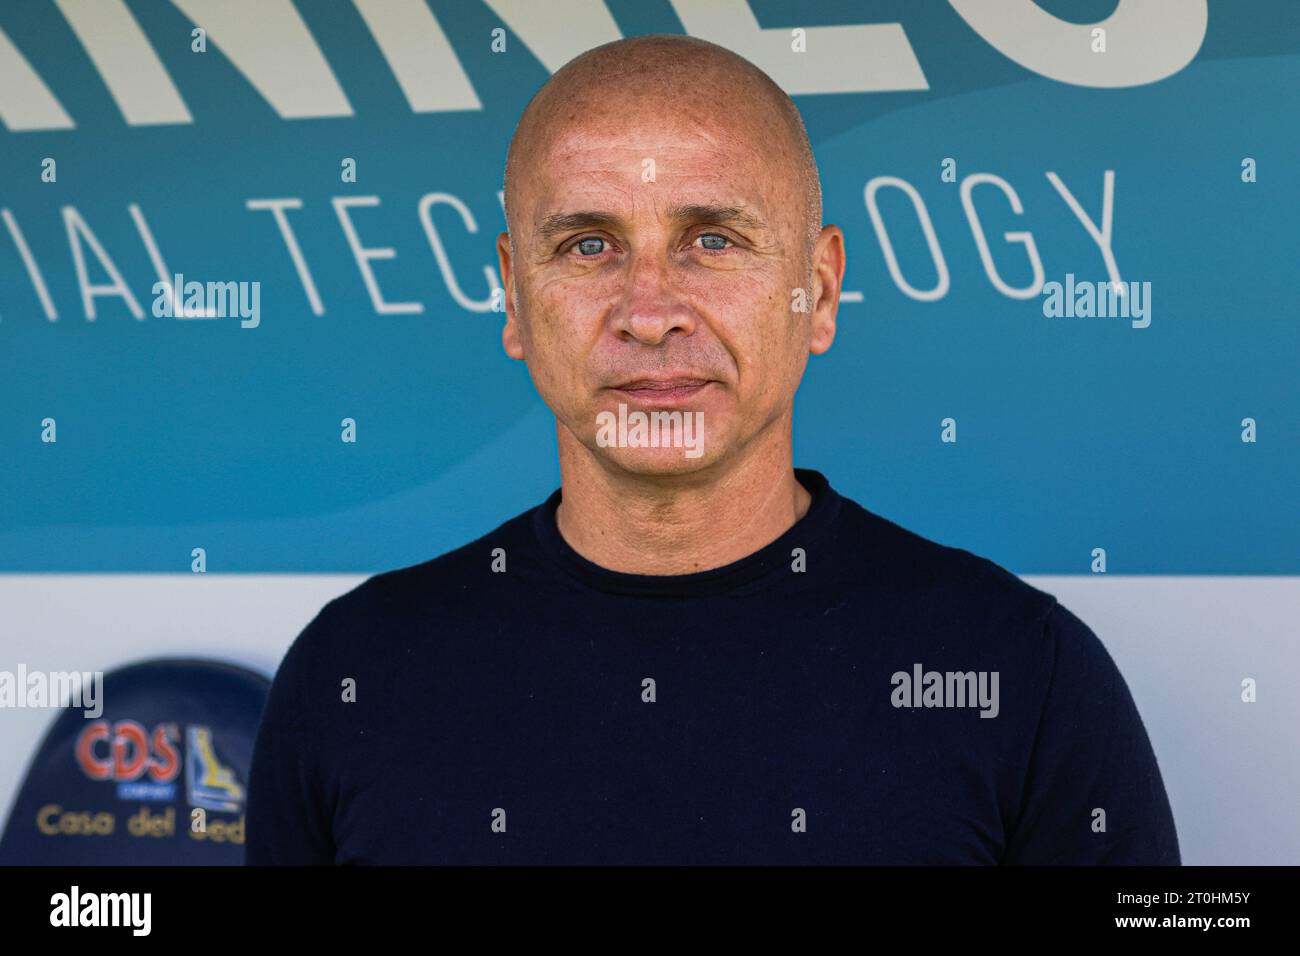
[[1003, 601, 1180, 865], [243, 609, 337, 865]]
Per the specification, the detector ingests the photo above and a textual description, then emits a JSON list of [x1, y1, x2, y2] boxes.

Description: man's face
[[498, 100, 834, 477]]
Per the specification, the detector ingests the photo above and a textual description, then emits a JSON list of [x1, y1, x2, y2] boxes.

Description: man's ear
[[809, 224, 845, 356], [496, 231, 525, 360]]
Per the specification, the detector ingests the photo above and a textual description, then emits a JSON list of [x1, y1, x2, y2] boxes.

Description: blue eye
[[698, 233, 729, 250], [576, 237, 605, 256]]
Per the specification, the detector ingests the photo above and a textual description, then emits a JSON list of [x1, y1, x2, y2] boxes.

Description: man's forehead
[[536, 96, 777, 169], [523, 128, 781, 228], [537, 117, 746, 170]]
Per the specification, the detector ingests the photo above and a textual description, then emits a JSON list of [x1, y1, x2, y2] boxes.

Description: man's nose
[[608, 252, 697, 346]]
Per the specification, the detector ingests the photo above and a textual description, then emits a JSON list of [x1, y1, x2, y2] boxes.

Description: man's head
[[497, 35, 844, 480]]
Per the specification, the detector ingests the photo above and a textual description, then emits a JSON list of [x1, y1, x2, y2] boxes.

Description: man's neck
[[553, 423, 812, 576]]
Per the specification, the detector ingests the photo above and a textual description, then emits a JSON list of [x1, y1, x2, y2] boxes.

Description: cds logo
[[75, 720, 180, 802], [73, 719, 246, 811]]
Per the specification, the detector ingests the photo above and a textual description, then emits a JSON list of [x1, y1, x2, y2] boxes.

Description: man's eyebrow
[[535, 211, 622, 243], [665, 203, 769, 232], [532, 204, 769, 243]]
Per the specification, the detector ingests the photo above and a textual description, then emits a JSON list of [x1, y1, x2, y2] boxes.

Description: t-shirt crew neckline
[[530, 467, 843, 598]]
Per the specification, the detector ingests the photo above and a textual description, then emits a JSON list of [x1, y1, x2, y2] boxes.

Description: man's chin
[[587, 401, 716, 475], [598, 445, 717, 478]]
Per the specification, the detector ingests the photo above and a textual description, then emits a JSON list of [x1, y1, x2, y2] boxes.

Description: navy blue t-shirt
[[245, 469, 1179, 865]]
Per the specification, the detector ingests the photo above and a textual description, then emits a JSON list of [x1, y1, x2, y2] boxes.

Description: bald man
[[246, 36, 1179, 865]]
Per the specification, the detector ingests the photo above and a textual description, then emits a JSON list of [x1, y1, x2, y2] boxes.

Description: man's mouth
[[609, 377, 714, 404]]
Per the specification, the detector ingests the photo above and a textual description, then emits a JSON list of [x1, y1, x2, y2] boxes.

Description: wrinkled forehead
[[516, 105, 800, 239]]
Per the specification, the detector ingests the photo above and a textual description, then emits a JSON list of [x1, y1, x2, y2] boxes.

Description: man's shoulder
[[337, 503, 537, 616], [832, 491, 1061, 629], [278, 503, 539, 667], [831, 492, 1119, 718]]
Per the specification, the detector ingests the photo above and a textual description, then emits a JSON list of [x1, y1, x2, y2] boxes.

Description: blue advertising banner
[[0, 0, 1295, 573]]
